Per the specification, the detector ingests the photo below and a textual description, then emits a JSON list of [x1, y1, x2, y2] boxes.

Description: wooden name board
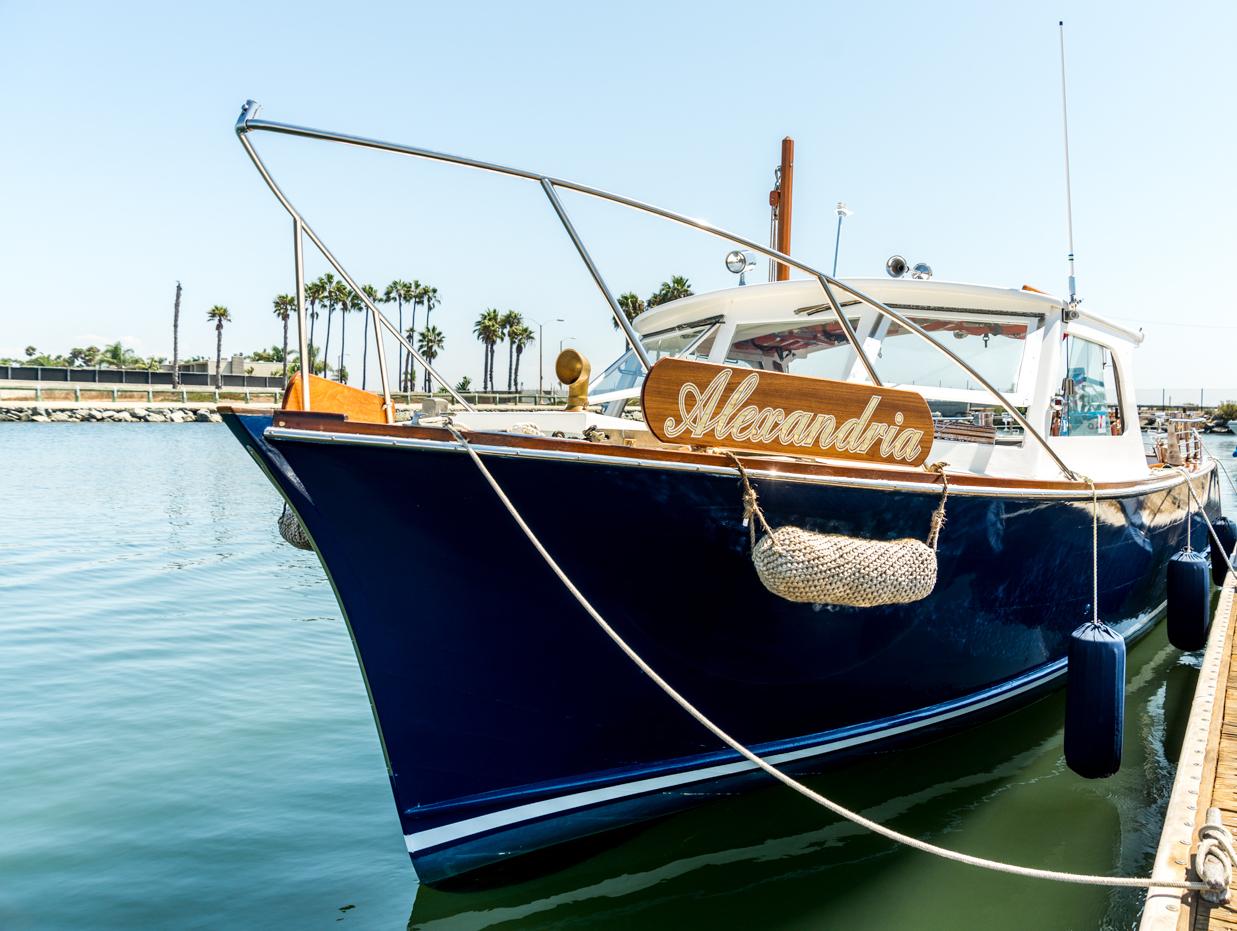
[[640, 358, 934, 467]]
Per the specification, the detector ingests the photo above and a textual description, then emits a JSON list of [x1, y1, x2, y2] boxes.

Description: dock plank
[[1194, 582, 1237, 931]]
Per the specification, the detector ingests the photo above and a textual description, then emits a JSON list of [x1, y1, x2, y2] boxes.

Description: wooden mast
[[775, 136, 794, 281]]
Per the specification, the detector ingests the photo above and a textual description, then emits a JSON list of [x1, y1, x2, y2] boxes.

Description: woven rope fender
[[724, 452, 949, 608], [752, 528, 937, 606], [278, 502, 313, 551]]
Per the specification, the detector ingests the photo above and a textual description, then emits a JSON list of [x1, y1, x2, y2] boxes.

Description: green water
[[1, 424, 1234, 930]]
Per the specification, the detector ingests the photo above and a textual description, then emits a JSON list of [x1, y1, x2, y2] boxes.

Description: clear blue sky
[[2, 0, 1234, 393]]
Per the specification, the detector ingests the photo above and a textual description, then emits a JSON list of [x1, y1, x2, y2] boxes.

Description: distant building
[[163, 355, 284, 378]]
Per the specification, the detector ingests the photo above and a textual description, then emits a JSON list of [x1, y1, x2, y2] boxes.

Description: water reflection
[[408, 623, 1196, 931]]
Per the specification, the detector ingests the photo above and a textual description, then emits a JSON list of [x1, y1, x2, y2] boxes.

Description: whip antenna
[[1059, 21, 1078, 305]]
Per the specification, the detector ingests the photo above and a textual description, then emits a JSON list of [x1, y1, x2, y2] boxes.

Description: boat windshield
[[872, 316, 1031, 394], [1056, 335, 1123, 436], [590, 324, 717, 396], [723, 318, 860, 380]]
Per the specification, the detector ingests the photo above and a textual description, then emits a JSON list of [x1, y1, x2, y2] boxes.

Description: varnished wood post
[[776, 137, 794, 281]]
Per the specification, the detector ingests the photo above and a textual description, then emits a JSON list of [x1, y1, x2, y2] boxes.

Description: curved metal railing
[[233, 99, 1075, 478]]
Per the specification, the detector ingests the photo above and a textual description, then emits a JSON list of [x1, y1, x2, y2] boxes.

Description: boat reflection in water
[[404, 622, 1197, 930], [222, 101, 1223, 886]]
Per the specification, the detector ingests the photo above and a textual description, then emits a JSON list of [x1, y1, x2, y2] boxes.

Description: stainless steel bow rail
[[234, 99, 1073, 476]]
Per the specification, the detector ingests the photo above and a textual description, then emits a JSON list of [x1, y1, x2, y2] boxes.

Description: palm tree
[[384, 280, 415, 389], [614, 292, 645, 330], [499, 310, 522, 391], [272, 294, 294, 384], [337, 287, 358, 384], [207, 305, 231, 388], [422, 285, 439, 330], [305, 275, 329, 373], [404, 325, 418, 391], [417, 326, 445, 393], [473, 309, 502, 391], [646, 275, 693, 308], [323, 280, 348, 380], [172, 282, 182, 388], [511, 324, 535, 392], [320, 285, 333, 377], [100, 341, 139, 369], [361, 284, 381, 391]]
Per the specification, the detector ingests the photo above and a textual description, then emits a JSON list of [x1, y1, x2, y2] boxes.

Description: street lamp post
[[527, 316, 563, 403]]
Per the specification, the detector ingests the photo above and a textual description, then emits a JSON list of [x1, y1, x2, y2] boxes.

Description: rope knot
[[722, 451, 776, 550], [923, 461, 950, 551]]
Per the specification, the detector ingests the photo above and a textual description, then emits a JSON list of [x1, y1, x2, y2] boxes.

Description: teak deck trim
[[221, 405, 1214, 501], [1141, 573, 1237, 931]]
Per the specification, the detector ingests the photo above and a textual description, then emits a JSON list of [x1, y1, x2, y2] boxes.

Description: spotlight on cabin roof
[[725, 250, 757, 274], [885, 256, 933, 280]]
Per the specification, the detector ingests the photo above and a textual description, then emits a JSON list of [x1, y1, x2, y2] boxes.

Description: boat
[[221, 101, 1224, 884]]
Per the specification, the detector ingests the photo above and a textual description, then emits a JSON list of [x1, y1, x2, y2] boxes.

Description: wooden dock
[[1142, 575, 1237, 930]]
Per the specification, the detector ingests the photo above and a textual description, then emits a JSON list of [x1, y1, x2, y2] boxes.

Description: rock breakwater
[[1, 406, 223, 423]]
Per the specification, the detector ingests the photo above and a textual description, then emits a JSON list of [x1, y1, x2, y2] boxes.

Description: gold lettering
[[828, 397, 880, 452], [712, 373, 761, 440], [846, 397, 881, 451], [815, 415, 838, 449], [730, 405, 761, 440], [795, 413, 828, 446], [892, 429, 924, 461], [663, 370, 731, 438], [880, 426, 900, 457], [857, 422, 888, 452], [754, 408, 786, 443], [777, 410, 811, 444]]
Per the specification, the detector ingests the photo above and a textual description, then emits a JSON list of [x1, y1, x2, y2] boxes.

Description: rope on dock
[[444, 422, 1222, 892]]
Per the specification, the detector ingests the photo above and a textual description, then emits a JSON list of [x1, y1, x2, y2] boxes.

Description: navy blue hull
[[224, 413, 1220, 883]]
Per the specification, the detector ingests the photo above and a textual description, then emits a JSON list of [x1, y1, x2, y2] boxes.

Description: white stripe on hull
[[405, 599, 1165, 857]]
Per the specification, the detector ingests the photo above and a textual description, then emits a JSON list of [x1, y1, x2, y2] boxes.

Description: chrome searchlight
[[726, 250, 757, 285]]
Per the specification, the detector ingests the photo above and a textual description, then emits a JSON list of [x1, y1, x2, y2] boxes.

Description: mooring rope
[[1177, 466, 1236, 585], [444, 423, 1215, 891], [1080, 477, 1101, 626]]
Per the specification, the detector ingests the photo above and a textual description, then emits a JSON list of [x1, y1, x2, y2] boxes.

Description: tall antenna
[[1059, 21, 1077, 304]]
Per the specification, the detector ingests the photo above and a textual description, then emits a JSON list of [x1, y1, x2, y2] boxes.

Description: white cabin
[[589, 277, 1147, 482]]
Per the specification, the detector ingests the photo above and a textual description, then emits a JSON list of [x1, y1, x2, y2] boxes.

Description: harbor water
[[2, 423, 1236, 930]]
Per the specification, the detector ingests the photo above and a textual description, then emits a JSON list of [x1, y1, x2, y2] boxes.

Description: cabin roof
[[631, 277, 1141, 345]]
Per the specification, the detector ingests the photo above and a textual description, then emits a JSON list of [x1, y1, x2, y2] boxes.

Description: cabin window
[[590, 326, 716, 396], [1053, 336, 1125, 436], [871, 316, 1030, 394], [724, 319, 859, 380]]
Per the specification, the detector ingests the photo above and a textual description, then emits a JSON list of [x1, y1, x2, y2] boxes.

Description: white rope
[[1198, 440, 1237, 578], [444, 424, 1212, 891], [1081, 476, 1099, 625], [1176, 466, 1236, 585]]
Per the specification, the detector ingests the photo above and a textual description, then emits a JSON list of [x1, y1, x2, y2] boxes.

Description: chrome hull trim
[[264, 426, 1210, 501]]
